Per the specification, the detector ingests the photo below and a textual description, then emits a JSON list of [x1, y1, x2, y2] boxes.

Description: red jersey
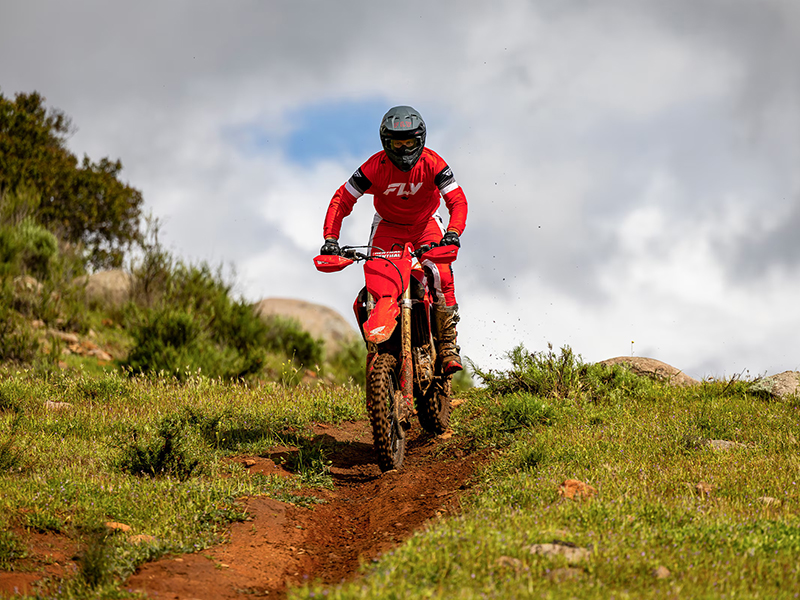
[[323, 148, 468, 240]]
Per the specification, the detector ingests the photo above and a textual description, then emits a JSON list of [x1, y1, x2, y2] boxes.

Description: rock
[[44, 401, 72, 411], [653, 565, 671, 579], [695, 481, 714, 497], [758, 496, 781, 507], [88, 349, 114, 362], [495, 556, 525, 572], [75, 269, 132, 308], [547, 567, 585, 582], [529, 542, 591, 564], [105, 522, 132, 533], [705, 439, 748, 451], [48, 330, 80, 345], [253, 297, 359, 359], [597, 356, 699, 387], [13, 275, 43, 295], [749, 371, 800, 400], [129, 534, 157, 545], [558, 479, 597, 501]]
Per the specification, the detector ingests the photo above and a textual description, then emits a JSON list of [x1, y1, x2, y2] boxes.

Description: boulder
[[748, 371, 800, 400], [528, 542, 592, 564], [75, 269, 132, 308], [558, 479, 597, 501], [597, 356, 699, 387], [13, 275, 43, 295], [253, 298, 359, 359]]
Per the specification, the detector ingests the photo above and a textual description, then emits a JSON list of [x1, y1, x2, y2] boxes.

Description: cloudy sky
[[2, 0, 799, 379]]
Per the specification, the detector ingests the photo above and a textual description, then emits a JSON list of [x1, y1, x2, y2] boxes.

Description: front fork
[[364, 289, 413, 424], [399, 286, 414, 413]]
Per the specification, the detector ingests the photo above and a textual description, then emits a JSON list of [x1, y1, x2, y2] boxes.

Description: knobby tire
[[367, 354, 405, 471], [416, 374, 452, 435]]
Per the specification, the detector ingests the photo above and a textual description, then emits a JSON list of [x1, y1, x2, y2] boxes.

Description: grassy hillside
[[1, 211, 370, 387], [296, 347, 800, 599], [2, 344, 799, 598]]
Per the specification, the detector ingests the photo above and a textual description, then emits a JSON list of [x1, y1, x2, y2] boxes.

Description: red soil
[[2, 419, 481, 599]]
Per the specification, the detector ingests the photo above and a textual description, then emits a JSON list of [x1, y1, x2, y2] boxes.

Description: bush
[[0, 380, 26, 414], [122, 253, 323, 380], [0, 529, 26, 569], [123, 308, 201, 378], [0, 218, 58, 281], [118, 415, 202, 480], [326, 339, 367, 386], [0, 281, 39, 364], [493, 391, 557, 430], [17, 218, 58, 279], [0, 414, 25, 473], [472, 343, 650, 403]]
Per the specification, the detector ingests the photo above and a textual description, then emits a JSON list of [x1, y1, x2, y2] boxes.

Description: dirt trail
[[125, 420, 480, 599]]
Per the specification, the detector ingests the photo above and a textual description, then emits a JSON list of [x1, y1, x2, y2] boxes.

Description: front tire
[[366, 354, 405, 471]]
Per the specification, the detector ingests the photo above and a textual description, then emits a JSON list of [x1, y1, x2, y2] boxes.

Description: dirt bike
[[314, 241, 458, 471]]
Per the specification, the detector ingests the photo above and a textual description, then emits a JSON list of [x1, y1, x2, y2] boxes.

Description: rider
[[320, 105, 468, 374]]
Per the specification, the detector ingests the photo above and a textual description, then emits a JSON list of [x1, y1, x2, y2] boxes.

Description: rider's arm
[[323, 166, 374, 240], [435, 165, 467, 236], [323, 185, 356, 240]]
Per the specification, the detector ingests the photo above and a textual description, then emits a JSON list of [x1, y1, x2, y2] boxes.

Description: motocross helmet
[[379, 105, 426, 171]]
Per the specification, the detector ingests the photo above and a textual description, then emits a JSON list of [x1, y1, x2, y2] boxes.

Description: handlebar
[[339, 242, 440, 262], [315, 240, 457, 275], [341, 247, 370, 261]]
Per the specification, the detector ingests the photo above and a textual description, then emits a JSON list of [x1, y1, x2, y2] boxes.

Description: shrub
[[76, 371, 131, 403], [0, 380, 25, 414], [0, 218, 58, 281], [326, 339, 367, 386], [0, 281, 39, 364], [76, 522, 115, 590], [122, 308, 200, 378], [118, 415, 202, 480], [16, 217, 58, 279], [0, 529, 26, 569], [472, 343, 650, 403], [121, 260, 323, 380], [493, 391, 557, 430]]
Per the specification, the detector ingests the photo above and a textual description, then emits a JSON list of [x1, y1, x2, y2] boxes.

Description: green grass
[[0, 366, 364, 597], [4, 345, 800, 599], [292, 345, 800, 599]]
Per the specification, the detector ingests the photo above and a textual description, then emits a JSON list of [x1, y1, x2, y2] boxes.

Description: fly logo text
[[384, 183, 423, 196]]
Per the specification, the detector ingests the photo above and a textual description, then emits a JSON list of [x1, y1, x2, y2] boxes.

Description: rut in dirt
[[125, 418, 482, 600]]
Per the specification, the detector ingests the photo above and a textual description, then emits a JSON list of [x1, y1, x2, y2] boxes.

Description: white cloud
[[2, 0, 799, 378]]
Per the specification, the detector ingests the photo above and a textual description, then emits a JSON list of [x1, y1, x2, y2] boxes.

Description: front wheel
[[416, 374, 452, 435], [366, 354, 405, 471]]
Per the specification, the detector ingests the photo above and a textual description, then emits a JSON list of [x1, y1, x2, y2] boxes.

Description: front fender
[[363, 297, 400, 344]]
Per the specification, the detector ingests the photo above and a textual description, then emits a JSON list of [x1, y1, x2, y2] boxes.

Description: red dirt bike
[[314, 241, 458, 471]]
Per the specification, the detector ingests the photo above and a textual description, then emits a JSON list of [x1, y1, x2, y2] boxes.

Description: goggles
[[390, 138, 420, 149]]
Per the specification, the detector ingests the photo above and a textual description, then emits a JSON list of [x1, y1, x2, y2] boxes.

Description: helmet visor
[[390, 138, 420, 150]]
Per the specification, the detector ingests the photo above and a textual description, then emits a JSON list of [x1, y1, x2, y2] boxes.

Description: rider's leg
[[418, 216, 463, 374], [432, 301, 462, 374], [368, 215, 410, 254]]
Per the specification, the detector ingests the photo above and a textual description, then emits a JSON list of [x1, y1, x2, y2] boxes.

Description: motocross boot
[[433, 304, 463, 375]]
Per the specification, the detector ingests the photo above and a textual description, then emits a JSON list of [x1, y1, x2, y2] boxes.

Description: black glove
[[440, 231, 461, 248], [320, 238, 341, 255]]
